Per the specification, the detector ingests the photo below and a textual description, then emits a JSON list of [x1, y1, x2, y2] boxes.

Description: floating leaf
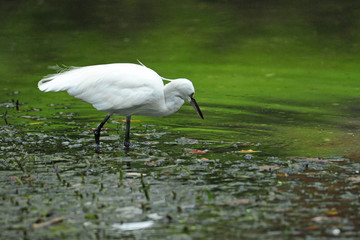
[[347, 177, 360, 182], [307, 225, 318, 230], [324, 210, 338, 216], [239, 149, 261, 153], [144, 161, 160, 166], [10, 176, 23, 185], [29, 122, 44, 125], [311, 216, 340, 223], [118, 119, 141, 122], [221, 198, 250, 205], [189, 150, 207, 154], [85, 213, 98, 219]]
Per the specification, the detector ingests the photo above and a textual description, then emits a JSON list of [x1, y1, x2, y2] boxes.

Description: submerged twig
[[140, 174, 150, 201], [16, 99, 19, 111], [3, 110, 8, 125], [15, 159, 25, 173], [56, 173, 62, 182], [118, 169, 124, 187]]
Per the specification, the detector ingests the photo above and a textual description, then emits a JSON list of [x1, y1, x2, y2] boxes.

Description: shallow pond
[[1, 1, 360, 239]]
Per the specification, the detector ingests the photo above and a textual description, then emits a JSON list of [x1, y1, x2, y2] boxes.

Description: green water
[[1, 1, 360, 239]]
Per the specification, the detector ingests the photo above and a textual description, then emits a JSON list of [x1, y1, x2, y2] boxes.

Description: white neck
[[161, 82, 185, 116]]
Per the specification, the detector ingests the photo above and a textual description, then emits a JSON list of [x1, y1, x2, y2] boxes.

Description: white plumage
[[38, 62, 203, 149]]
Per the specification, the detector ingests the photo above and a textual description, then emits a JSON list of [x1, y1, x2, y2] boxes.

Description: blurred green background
[[1, 0, 360, 156]]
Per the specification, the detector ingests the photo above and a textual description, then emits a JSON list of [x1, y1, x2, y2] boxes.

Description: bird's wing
[[39, 63, 164, 114]]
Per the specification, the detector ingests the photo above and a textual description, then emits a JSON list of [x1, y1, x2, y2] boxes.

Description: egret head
[[169, 78, 204, 119]]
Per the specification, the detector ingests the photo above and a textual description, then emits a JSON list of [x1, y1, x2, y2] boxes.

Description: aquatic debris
[[255, 165, 282, 171], [329, 228, 341, 236], [20, 115, 41, 119], [311, 216, 340, 223], [84, 213, 98, 219], [147, 213, 162, 220], [188, 150, 207, 154], [126, 172, 146, 178], [238, 149, 261, 153], [118, 119, 141, 122], [140, 174, 150, 201], [276, 173, 289, 177], [10, 176, 23, 185], [324, 209, 338, 216], [232, 142, 261, 148], [115, 206, 142, 218], [142, 141, 160, 145], [32, 217, 64, 228], [15, 99, 19, 111], [3, 110, 8, 125], [221, 198, 250, 205], [175, 137, 199, 145], [28, 122, 45, 125], [347, 176, 360, 182], [112, 221, 154, 231], [144, 161, 160, 166], [244, 154, 253, 160]]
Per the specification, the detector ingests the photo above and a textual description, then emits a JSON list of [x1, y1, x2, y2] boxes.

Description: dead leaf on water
[[188, 150, 207, 154], [144, 161, 160, 166], [311, 216, 340, 223], [276, 173, 288, 177], [118, 119, 141, 122], [307, 225, 319, 230], [239, 149, 261, 153], [324, 210, 338, 216], [32, 217, 64, 228], [347, 177, 360, 182]]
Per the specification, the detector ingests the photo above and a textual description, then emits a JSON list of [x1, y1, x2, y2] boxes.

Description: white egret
[[38, 62, 203, 149]]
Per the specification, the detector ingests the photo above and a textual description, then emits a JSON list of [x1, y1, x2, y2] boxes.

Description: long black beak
[[190, 97, 204, 119]]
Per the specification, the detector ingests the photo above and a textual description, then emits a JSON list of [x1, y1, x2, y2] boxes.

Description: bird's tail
[[38, 75, 60, 92], [38, 66, 78, 92]]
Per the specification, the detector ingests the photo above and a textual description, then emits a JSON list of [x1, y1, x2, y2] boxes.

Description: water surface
[[1, 1, 360, 239]]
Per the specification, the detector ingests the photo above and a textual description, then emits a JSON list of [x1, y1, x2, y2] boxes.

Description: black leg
[[124, 115, 131, 148], [94, 114, 111, 145]]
